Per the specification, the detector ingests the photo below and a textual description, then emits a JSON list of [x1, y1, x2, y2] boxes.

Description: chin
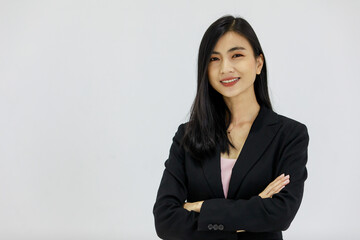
[[219, 89, 243, 98]]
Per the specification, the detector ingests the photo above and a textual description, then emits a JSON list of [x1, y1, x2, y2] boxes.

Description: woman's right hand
[[258, 174, 290, 199], [236, 174, 290, 233]]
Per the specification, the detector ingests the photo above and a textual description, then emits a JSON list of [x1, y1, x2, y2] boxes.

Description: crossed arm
[[154, 123, 309, 239], [183, 173, 291, 232]]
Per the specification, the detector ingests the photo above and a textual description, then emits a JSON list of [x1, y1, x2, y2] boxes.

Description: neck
[[223, 86, 260, 126]]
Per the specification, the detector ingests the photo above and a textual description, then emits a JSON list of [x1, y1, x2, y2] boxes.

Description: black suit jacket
[[153, 105, 309, 240]]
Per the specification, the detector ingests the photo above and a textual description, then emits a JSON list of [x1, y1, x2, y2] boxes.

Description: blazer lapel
[[201, 146, 225, 198], [200, 105, 281, 199], [227, 106, 280, 199]]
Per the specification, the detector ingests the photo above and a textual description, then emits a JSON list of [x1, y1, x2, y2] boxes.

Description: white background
[[1, 0, 359, 239]]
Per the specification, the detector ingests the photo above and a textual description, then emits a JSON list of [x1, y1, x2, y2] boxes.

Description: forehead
[[213, 31, 253, 53]]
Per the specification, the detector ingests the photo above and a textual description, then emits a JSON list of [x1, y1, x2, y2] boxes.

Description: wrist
[[197, 201, 204, 212]]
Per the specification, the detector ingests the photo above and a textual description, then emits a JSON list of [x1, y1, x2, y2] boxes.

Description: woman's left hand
[[183, 200, 246, 232], [183, 201, 204, 213]]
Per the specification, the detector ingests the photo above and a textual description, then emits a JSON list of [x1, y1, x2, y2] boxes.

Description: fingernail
[[281, 173, 285, 177]]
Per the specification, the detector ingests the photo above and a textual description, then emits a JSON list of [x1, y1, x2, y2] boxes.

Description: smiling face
[[208, 31, 264, 100]]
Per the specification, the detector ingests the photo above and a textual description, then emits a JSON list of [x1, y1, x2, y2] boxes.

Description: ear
[[256, 54, 264, 75]]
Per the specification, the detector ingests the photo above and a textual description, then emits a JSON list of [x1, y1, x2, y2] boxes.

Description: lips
[[220, 77, 240, 87]]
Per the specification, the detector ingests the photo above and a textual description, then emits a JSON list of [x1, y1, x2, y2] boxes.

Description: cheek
[[207, 67, 217, 84], [239, 61, 257, 75]]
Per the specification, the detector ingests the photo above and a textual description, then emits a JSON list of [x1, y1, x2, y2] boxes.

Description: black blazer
[[153, 105, 309, 240]]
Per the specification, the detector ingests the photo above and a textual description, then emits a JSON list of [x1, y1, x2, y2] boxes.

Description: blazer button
[[208, 224, 213, 230], [219, 224, 224, 230], [213, 224, 219, 230]]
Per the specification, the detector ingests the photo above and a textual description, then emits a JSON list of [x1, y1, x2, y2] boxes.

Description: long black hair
[[182, 15, 272, 161]]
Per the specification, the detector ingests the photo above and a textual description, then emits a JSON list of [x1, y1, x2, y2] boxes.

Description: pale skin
[[183, 31, 290, 232]]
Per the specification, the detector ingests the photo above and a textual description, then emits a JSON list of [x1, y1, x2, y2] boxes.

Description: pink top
[[220, 157, 237, 198]]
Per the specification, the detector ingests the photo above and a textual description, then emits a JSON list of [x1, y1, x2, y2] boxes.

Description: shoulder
[[172, 122, 189, 146], [278, 112, 306, 127], [274, 110, 309, 141], [174, 122, 187, 137]]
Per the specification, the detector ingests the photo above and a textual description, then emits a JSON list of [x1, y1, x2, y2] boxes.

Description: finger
[[272, 181, 289, 195], [274, 173, 286, 182], [276, 173, 285, 180], [275, 175, 290, 189], [264, 175, 287, 194], [267, 174, 287, 189], [266, 175, 290, 196], [260, 174, 290, 198], [270, 177, 290, 195], [274, 185, 286, 195], [270, 187, 284, 197], [272, 175, 289, 189]]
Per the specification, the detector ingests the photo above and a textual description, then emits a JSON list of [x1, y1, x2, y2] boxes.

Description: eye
[[233, 53, 243, 58], [209, 57, 219, 62]]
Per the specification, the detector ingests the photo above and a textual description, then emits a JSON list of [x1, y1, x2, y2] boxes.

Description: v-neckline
[[200, 105, 281, 199]]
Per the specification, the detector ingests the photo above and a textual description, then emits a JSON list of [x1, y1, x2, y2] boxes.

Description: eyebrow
[[212, 46, 246, 54]]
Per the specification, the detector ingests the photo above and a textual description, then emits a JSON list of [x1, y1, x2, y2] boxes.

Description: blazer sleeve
[[153, 123, 237, 240], [197, 123, 310, 232]]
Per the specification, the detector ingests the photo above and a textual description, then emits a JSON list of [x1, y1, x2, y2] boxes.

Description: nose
[[220, 58, 234, 74]]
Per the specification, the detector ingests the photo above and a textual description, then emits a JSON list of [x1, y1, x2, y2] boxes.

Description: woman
[[153, 15, 309, 240]]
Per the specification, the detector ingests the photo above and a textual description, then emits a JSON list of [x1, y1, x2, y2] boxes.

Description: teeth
[[221, 78, 239, 83]]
